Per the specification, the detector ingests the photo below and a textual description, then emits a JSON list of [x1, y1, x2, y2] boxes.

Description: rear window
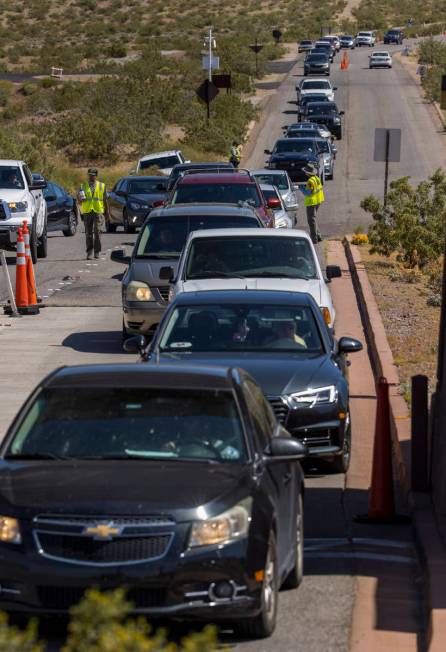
[[301, 80, 330, 90], [172, 182, 262, 207], [127, 179, 167, 194], [140, 155, 180, 170], [136, 214, 260, 258]]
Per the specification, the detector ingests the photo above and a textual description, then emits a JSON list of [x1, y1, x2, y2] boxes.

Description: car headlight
[[0, 516, 21, 544], [189, 498, 252, 548], [126, 281, 154, 302], [333, 117, 341, 124], [286, 385, 338, 409], [129, 202, 149, 210], [8, 201, 28, 213]]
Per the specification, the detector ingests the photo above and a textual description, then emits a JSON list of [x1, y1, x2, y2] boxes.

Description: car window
[[261, 187, 282, 206], [0, 165, 25, 190], [316, 140, 330, 153], [275, 139, 317, 154], [136, 214, 260, 258], [23, 166, 33, 187], [140, 155, 180, 170], [7, 388, 247, 463], [243, 378, 276, 450], [159, 303, 324, 353], [253, 173, 289, 190], [127, 179, 168, 194], [172, 182, 262, 207], [184, 235, 318, 280], [307, 104, 336, 115]]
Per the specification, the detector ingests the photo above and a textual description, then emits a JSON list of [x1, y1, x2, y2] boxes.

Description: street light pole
[[208, 27, 212, 82]]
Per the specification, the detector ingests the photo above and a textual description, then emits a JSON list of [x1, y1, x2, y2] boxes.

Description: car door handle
[[283, 472, 292, 485]]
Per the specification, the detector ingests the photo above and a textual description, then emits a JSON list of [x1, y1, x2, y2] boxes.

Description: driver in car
[[268, 320, 307, 349]]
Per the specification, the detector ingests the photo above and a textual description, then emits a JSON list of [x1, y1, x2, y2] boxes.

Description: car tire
[[328, 412, 351, 473], [106, 220, 117, 233], [37, 222, 48, 259], [63, 210, 77, 237], [282, 494, 304, 590], [235, 531, 278, 639], [123, 210, 136, 234], [337, 130, 342, 140], [30, 218, 38, 264]]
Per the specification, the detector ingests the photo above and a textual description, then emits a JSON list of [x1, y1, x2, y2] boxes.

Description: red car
[[168, 171, 275, 227]]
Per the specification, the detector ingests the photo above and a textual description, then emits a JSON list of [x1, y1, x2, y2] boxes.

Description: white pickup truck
[[0, 160, 48, 263]]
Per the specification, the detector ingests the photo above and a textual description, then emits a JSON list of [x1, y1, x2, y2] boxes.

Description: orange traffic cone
[[15, 228, 29, 312], [22, 220, 38, 308], [355, 377, 411, 524]]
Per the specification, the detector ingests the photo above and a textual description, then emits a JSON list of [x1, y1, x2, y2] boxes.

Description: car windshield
[[302, 80, 330, 90], [159, 303, 323, 353], [373, 52, 389, 57], [301, 40, 312, 45], [253, 173, 288, 190], [136, 215, 260, 258], [307, 104, 337, 115], [358, 32, 371, 36], [341, 35, 353, 39], [127, 179, 167, 194], [172, 183, 261, 207], [6, 388, 246, 463], [140, 155, 179, 170], [185, 236, 318, 280], [315, 139, 330, 153], [0, 166, 25, 190], [302, 95, 328, 104], [288, 130, 319, 139], [274, 139, 317, 153], [388, 30, 400, 35], [307, 54, 328, 61]]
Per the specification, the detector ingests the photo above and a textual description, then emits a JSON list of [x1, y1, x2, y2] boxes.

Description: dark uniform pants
[[306, 204, 321, 244], [83, 211, 103, 255]]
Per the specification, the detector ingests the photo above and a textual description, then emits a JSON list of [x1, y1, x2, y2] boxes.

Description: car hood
[[128, 192, 167, 205], [309, 114, 337, 123], [154, 352, 334, 396], [299, 89, 332, 98], [180, 278, 322, 305], [0, 460, 253, 521], [0, 189, 28, 203], [270, 152, 319, 162], [127, 258, 180, 285]]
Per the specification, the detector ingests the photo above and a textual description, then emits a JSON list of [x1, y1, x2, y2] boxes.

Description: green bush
[[0, 612, 43, 652]]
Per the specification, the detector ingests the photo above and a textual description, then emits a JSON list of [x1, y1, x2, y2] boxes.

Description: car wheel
[[329, 412, 351, 473], [37, 222, 48, 258], [123, 210, 136, 234], [337, 130, 342, 140], [236, 531, 278, 639], [63, 210, 77, 237], [30, 218, 38, 264], [106, 220, 117, 233], [282, 494, 304, 589]]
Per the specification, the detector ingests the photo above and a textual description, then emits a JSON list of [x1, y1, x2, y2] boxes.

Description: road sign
[[249, 44, 264, 54], [212, 74, 231, 89], [373, 128, 401, 206], [373, 128, 401, 162], [272, 29, 282, 43], [196, 80, 219, 121], [202, 55, 220, 71]]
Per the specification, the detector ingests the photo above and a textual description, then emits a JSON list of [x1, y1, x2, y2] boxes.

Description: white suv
[[136, 150, 190, 176], [0, 160, 48, 262], [297, 78, 336, 101], [355, 31, 376, 47]]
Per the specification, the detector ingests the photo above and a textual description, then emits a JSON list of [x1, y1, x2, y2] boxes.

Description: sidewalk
[[327, 240, 423, 651]]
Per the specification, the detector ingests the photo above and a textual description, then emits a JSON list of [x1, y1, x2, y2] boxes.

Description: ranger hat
[[302, 164, 318, 176], [88, 168, 98, 176]]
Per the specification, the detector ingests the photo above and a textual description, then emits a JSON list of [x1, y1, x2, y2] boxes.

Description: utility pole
[[204, 27, 216, 82]]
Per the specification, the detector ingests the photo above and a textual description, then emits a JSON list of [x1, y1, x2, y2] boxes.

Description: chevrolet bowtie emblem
[[83, 523, 122, 540]]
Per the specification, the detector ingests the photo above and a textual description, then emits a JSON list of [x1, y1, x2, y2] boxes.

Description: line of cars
[[0, 43, 364, 637], [299, 27, 404, 51]]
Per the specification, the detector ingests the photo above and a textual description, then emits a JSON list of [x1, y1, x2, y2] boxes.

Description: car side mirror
[[159, 266, 174, 281], [123, 335, 147, 355], [116, 190, 127, 198], [264, 436, 308, 462], [110, 249, 131, 264], [333, 86, 337, 90], [338, 336, 363, 353], [326, 264, 342, 280], [45, 194, 56, 202], [29, 179, 47, 190], [264, 149, 272, 155]]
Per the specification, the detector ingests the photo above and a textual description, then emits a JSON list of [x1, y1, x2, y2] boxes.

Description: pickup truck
[[0, 160, 48, 263]]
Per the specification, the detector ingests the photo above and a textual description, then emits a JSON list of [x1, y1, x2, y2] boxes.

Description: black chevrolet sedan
[[107, 176, 168, 233], [128, 290, 362, 473], [0, 364, 306, 638]]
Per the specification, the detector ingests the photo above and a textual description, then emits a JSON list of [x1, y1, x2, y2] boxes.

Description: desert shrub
[[0, 612, 43, 652]]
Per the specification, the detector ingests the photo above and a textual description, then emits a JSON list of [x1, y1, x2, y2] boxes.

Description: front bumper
[[0, 538, 261, 618], [123, 301, 167, 336], [305, 66, 330, 75]]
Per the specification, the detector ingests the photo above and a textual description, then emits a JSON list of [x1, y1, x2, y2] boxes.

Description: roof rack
[[180, 167, 252, 177]]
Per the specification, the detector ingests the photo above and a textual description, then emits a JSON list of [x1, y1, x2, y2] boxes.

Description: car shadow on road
[[61, 330, 127, 354], [282, 110, 299, 115]]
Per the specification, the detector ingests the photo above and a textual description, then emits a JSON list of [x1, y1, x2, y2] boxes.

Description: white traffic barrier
[[0, 250, 19, 317]]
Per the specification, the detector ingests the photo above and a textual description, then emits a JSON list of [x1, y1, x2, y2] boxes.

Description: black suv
[[264, 138, 325, 183], [304, 102, 344, 139], [384, 29, 404, 44]]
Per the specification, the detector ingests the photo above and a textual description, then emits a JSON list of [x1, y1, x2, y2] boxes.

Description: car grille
[[158, 286, 170, 302], [300, 431, 332, 448], [37, 585, 167, 610], [267, 396, 289, 424], [33, 515, 175, 566], [36, 533, 172, 565]]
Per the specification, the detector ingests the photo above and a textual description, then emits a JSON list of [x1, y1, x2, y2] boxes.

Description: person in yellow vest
[[299, 164, 325, 244], [77, 168, 110, 260]]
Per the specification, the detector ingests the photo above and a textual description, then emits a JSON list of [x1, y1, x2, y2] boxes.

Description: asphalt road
[[0, 42, 436, 651]]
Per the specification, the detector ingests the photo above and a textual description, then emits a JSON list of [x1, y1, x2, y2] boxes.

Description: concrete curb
[[343, 237, 446, 652]]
